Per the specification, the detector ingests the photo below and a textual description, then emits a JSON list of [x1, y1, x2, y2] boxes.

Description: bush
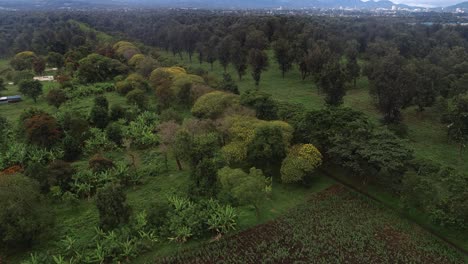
[[0, 174, 48, 248]]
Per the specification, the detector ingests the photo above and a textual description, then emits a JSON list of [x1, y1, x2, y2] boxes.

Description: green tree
[[46, 88, 68, 108], [106, 122, 124, 146], [366, 51, 410, 123], [248, 49, 269, 87], [96, 184, 131, 231], [219, 73, 239, 95], [158, 121, 182, 170], [0, 78, 6, 94], [217, 36, 232, 72], [247, 124, 286, 171], [10, 51, 37, 71], [47, 52, 64, 68], [192, 91, 239, 119], [319, 60, 347, 106], [230, 41, 248, 80], [273, 38, 294, 78], [32, 57, 46, 75], [76, 53, 127, 83], [19, 80, 43, 103], [126, 89, 148, 110], [240, 89, 278, 120], [218, 167, 269, 217], [447, 95, 468, 158], [281, 144, 323, 184], [90, 96, 109, 129], [47, 160, 76, 192], [0, 174, 48, 248], [344, 40, 360, 89]]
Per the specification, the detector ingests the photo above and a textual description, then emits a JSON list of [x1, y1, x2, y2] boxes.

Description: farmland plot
[[158, 185, 465, 264]]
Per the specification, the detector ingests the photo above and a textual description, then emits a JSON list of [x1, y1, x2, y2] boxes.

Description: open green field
[[157, 185, 465, 263], [160, 51, 468, 173]]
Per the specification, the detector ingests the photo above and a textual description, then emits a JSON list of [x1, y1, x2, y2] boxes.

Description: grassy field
[[156, 185, 466, 263], [160, 51, 468, 173]]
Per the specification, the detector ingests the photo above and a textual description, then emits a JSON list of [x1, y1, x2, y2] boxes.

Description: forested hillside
[[0, 10, 466, 263]]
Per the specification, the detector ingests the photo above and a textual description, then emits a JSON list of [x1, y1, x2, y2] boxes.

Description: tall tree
[[217, 36, 232, 72], [319, 60, 347, 106], [230, 41, 248, 80], [248, 49, 269, 87], [447, 95, 468, 158], [366, 51, 410, 123], [273, 38, 294, 78]]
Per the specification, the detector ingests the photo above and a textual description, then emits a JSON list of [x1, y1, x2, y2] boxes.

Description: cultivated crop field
[[157, 185, 465, 263]]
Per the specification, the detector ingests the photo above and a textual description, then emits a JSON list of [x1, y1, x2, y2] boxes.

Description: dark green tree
[[319, 60, 347, 106], [240, 89, 278, 120], [126, 89, 148, 110], [230, 41, 248, 80], [219, 73, 239, 94], [0, 174, 48, 248], [46, 88, 68, 108], [96, 184, 131, 231], [273, 38, 294, 78], [248, 49, 269, 87], [217, 36, 232, 72], [19, 80, 43, 103], [247, 125, 286, 171]]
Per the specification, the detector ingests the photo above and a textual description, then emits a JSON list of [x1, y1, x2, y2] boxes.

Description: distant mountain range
[[0, 0, 466, 11]]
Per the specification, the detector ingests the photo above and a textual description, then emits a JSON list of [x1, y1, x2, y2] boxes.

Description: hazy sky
[[377, 0, 460, 7]]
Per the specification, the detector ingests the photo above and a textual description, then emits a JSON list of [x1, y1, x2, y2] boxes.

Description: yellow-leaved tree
[[281, 144, 323, 184]]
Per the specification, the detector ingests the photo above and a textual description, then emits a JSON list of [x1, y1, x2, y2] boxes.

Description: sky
[[375, 0, 460, 7]]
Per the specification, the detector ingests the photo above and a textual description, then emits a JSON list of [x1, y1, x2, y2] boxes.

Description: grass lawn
[[159, 50, 468, 173]]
